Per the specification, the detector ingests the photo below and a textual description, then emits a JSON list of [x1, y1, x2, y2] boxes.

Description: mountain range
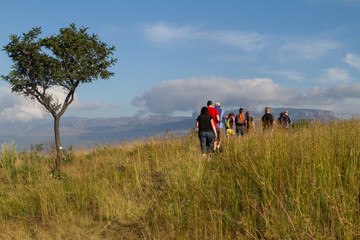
[[0, 107, 336, 150]]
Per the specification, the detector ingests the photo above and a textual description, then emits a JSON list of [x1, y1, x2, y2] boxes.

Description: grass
[[0, 118, 360, 239]]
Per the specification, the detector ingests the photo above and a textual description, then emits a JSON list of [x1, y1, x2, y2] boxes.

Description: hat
[[215, 102, 220, 107]]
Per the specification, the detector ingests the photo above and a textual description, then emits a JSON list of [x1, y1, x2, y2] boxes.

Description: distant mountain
[[0, 108, 336, 150]]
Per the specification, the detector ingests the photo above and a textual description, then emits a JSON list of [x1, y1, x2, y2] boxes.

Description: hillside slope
[[1, 119, 359, 239]]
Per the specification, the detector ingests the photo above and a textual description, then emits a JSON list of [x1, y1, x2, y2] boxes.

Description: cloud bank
[[132, 76, 360, 115]]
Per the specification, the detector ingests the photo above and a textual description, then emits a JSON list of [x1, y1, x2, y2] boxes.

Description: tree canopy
[[2, 23, 117, 117]]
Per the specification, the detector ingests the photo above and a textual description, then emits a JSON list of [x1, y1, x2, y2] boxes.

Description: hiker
[[276, 112, 284, 125], [196, 107, 217, 157], [261, 107, 275, 133], [215, 102, 223, 152], [224, 112, 235, 143], [246, 111, 255, 133], [207, 100, 220, 152], [279, 110, 292, 129], [235, 108, 247, 140]]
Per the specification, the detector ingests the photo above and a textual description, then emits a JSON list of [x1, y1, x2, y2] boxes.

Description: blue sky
[[0, 0, 360, 122]]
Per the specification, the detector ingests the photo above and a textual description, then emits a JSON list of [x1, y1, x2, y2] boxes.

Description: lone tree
[[2, 24, 117, 171]]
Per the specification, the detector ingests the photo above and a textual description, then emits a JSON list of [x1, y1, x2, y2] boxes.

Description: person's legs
[[217, 128, 223, 152], [213, 130, 218, 152], [240, 126, 247, 137], [226, 130, 230, 145], [198, 132, 206, 156], [236, 128, 242, 141], [205, 131, 214, 156]]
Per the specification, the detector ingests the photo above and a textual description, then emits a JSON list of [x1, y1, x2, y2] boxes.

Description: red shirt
[[208, 107, 219, 128]]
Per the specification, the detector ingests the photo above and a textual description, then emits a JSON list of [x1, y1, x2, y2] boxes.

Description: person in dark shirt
[[261, 107, 275, 133], [196, 107, 217, 157], [279, 110, 292, 129]]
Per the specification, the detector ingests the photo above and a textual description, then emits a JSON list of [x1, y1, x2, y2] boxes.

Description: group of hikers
[[195, 100, 292, 157]]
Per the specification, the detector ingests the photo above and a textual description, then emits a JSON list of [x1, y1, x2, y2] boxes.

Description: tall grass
[[0, 119, 360, 239]]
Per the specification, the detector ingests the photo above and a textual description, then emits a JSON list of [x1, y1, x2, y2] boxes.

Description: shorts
[[236, 126, 247, 136], [226, 129, 235, 136]]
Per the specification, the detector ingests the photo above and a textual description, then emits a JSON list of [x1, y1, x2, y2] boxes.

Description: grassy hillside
[[1, 119, 360, 239]]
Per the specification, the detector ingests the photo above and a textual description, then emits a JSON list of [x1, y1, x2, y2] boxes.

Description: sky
[[0, 0, 360, 122]]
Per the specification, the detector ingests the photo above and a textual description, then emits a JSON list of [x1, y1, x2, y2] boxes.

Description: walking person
[[246, 111, 255, 133], [224, 112, 235, 144], [261, 107, 275, 134], [279, 110, 292, 129], [235, 108, 247, 140], [207, 100, 220, 152], [215, 102, 223, 152], [196, 107, 217, 157], [276, 112, 284, 125]]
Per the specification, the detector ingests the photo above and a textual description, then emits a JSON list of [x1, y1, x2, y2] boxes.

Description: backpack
[[262, 113, 274, 128], [225, 118, 231, 129], [235, 113, 246, 126], [280, 115, 290, 128]]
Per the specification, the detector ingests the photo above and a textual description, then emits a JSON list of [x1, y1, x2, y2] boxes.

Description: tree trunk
[[54, 115, 62, 171]]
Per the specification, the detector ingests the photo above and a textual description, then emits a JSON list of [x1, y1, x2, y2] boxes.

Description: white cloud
[[132, 76, 302, 114], [144, 23, 266, 51], [317, 67, 353, 84], [0, 87, 45, 123], [344, 53, 360, 70], [132, 76, 360, 115], [279, 39, 339, 60]]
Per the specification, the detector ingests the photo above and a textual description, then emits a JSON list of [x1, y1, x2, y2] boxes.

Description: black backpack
[[280, 115, 290, 127]]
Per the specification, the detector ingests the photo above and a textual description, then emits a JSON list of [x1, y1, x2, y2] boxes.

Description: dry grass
[[1, 119, 360, 239]]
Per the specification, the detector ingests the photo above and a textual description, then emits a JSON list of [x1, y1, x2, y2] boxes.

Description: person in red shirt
[[207, 100, 220, 152]]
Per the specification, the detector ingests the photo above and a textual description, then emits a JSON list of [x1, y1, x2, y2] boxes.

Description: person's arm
[[215, 109, 220, 123], [196, 121, 199, 128], [211, 119, 217, 137], [272, 115, 276, 129]]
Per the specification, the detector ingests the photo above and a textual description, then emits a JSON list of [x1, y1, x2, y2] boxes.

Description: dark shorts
[[236, 126, 247, 136]]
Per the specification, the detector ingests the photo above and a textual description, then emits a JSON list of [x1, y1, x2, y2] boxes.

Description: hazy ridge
[[0, 107, 335, 150]]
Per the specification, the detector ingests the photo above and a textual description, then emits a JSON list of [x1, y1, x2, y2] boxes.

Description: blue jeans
[[198, 131, 215, 154]]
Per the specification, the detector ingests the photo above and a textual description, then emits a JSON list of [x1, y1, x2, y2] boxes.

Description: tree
[[2, 24, 117, 172]]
